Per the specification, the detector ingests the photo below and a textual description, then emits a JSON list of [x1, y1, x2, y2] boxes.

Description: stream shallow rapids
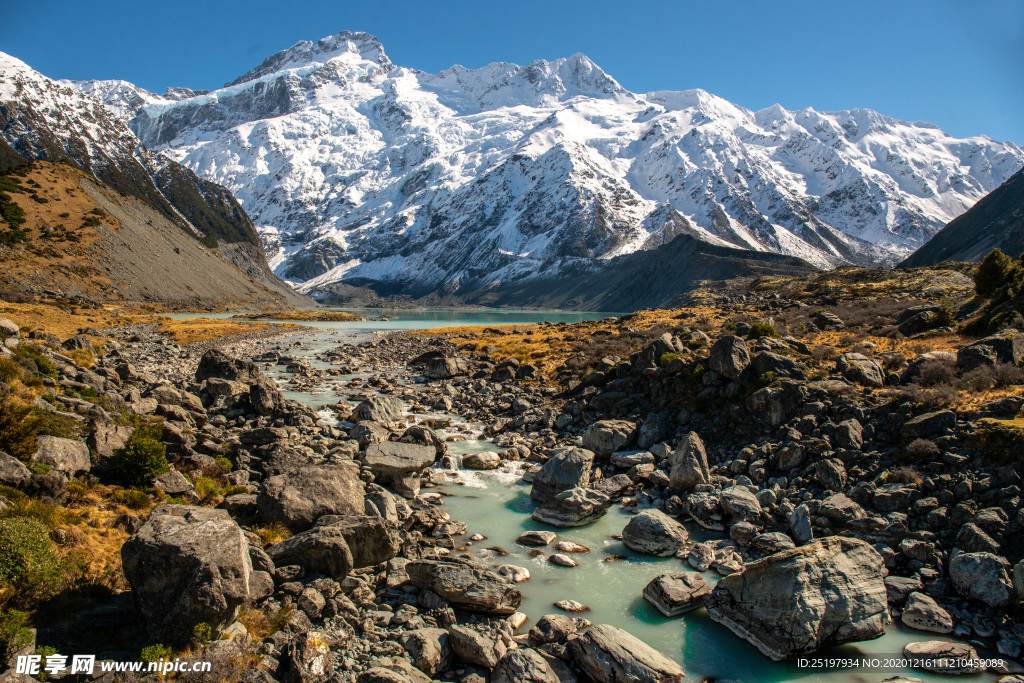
[[187, 309, 990, 683]]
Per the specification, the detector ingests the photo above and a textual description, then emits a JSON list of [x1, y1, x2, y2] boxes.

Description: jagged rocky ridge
[[68, 32, 1024, 303], [902, 167, 1024, 266], [0, 53, 307, 307]]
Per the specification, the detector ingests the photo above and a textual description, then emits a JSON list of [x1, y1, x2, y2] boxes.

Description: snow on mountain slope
[[71, 31, 1024, 298]]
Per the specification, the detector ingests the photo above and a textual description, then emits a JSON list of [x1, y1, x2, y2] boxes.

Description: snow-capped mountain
[[0, 51, 308, 306], [72, 31, 1024, 299]]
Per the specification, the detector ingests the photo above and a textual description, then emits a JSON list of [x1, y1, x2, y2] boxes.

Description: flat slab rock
[[643, 572, 710, 617], [406, 557, 522, 615], [569, 623, 685, 683]]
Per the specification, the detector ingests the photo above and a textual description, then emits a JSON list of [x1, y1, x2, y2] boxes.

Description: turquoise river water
[[173, 309, 989, 682]]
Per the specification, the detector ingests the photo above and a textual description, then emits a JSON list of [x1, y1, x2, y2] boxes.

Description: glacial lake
[[170, 308, 991, 682]]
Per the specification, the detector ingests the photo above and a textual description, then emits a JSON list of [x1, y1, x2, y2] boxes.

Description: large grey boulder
[[642, 572, 710, 617], [957, 331, 1024, 371], [361, 441, 437, 498], [582, 421, 635, 457], [406, 558, 522, 615], [568, 624, 685, 682], [0, 451, 30, 487], [530, 447, 594, 502], [720, 486, 762, 523], [352, 395, 404, 423], [424, 355, 469, 379], [709, 335, 750, 380], [621, 510, 689, 557], [195, 348, 261, 384], [32, 436, 90, 475], [398, 628, 451, 677], [668, 431, 709, 493], [447, 622, 511, 668], [88, 422, 133, 458], [704, 536, 889, 660], [257, 462, 365, 531], [492, 648, 574, 683], [948, 551, 1013, 608], [266, 526, 354, 580], [314, 514, 400, 568], [532, 487, 612, 528], [836, 352, 883, 387], [901, 592, 953, 634], [249, 376, 285, 416], [121, 505, 253, 646]]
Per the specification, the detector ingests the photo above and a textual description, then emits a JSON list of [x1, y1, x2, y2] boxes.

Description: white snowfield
[[15, 32, 1024, 295]]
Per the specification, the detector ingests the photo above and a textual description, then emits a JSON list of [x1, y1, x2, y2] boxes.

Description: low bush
[[906, 438, 940, 460], [747, 322, 780, 340], [0, 517, 69, 604], [0, 358, 21, 384], [0, 401, 37, 461], [110, 428, 168, 488], [0, 609, 31, 659]]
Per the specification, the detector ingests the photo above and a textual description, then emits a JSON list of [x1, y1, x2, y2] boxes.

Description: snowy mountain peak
[[45, 36, 1024, 300], [227, 31, 392, 87]]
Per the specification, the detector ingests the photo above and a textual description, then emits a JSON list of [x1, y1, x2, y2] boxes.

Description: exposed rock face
[[361, 442, 437, 498], [532, 487, 612, 528], [314, 514, 401, 568], [258, 462, 365, 530], [121, 505, 253, 646], [642, 572, 710, 617], [530, 447, 594, 502], [704, 536, 889, 660], [668, 431, 709, 493], [709, 336, 750, 380], [32, 436, 90, 475], [948, 551, 1013, 608], [353, 395, 405, 423], [266, 526, 354, 580], [903, 641, 981, 675], [406, 558, 522, 615], [568, 623, 686, 682], [621, 510, 689, 557], [582, 421, 635, 457]]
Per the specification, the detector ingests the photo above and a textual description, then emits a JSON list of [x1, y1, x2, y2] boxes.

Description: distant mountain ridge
[[901, 168, 1024, 266], [62, 31, 1022, 305], [0, 52, 308, 307]]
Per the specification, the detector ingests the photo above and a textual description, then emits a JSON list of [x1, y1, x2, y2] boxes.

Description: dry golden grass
[[412, 307, 727, 376], [153, 317, 300, 345], [0, 301, 136, 340]]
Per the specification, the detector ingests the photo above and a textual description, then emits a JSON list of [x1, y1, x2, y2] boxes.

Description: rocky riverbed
[[2, 296, 1024, 682]]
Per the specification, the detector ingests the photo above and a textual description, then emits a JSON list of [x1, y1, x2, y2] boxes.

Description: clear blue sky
[[3, 0, 1021, 143]]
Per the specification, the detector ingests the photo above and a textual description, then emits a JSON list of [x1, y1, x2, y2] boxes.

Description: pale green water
[[170, 308, 994, 682]]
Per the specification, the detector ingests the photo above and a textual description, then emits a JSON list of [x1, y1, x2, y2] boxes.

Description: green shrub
[[0, 358, 21, 384], [0, 401, 38, 461], [29, 408, 83, 439], [975, 248, 1015, 297], [140, 644, 173, 663], [111, 431, 168, 487], [0, 517, 68, 603], [193, 477, 221, 500], [658, 352, 682, 368], [191, 622, 211, 649], [0, 609, 31, 658], [747, 322, 780, 340], [15, 347, 56, 379], [215, 456, 233, 473], [111, 489, 151, 510]]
